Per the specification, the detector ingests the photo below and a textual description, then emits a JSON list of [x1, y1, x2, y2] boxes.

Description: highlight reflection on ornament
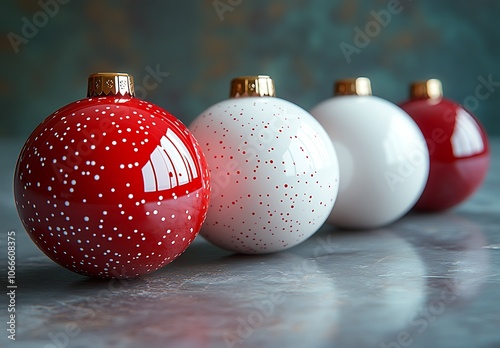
[[14, 73, 210, 279], [311, 77, 429, 229], [399, 79, 490, 212], [190, 75, 340, 254]]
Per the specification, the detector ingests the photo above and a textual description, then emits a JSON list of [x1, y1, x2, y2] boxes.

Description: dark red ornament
[[399, 79, 489, 212]]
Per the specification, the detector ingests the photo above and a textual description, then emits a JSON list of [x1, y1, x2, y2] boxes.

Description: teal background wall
[[1, 0, 499, 139]]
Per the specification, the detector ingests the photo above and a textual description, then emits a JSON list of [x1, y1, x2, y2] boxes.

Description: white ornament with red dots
[[14, 73, 210, 279], [189, 76, 339, 254]]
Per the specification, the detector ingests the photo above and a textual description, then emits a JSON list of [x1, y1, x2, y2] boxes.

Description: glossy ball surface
[[14, 96, 210, 278], [399, 98, 490, 211], [189, 97, 339, 254], [311, 95, 429, 229]]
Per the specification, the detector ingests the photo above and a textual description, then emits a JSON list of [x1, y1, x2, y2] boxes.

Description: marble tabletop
[[0, 139, 499, 348]]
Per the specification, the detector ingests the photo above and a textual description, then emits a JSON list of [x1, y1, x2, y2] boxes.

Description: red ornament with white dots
[[189, 75, 339, 254], [14, 73, 210, 279]]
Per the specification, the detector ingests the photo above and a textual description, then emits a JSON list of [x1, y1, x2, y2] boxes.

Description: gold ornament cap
[[87, 72, 135, 98], [334, 77, 372, 96], [410, 79, 443, 100], [230, 75, 276, 98]]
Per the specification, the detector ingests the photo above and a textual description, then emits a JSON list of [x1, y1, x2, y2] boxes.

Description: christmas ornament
[[399, 79, 490, 211], [14, 73, 210, 279], [189, 75, 339, 253], [310, 77, 429, 229]]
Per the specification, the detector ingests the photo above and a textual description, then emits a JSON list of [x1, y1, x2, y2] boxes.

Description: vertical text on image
[[6, 230, 17, 341]]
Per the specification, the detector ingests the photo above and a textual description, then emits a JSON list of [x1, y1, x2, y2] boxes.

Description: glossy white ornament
[[310, 77, 429, 229], [190, 76, 339, 254]]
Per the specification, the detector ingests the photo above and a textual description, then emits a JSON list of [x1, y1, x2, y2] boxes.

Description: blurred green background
[[1, 0, 499, 139]]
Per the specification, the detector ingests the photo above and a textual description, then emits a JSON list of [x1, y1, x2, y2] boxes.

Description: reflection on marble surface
[[381, 213, 491, 348], [399, 213, 490, 299], [0, 139, 499, 348], [304, 229, 427, 348]]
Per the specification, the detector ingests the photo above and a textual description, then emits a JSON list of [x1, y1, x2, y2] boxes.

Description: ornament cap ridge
[[334, 77, 372, 96], [410, 79, 443, 100], [230, 75, 276, 98], [87, 72, 135, 98]]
